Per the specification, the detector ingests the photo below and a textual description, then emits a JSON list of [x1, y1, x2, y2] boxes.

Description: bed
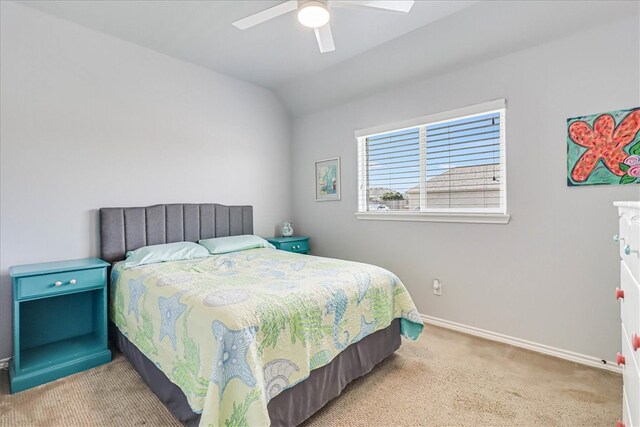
[[100, 203, 423, 426]]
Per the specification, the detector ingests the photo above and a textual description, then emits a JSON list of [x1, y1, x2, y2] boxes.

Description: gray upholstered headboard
[[99, 203, 253, 263]]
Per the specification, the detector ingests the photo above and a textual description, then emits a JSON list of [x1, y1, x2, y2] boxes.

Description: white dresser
[[615, 201, 640, 427]]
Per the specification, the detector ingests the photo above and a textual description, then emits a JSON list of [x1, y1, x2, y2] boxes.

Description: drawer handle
[[69, 279, 77, 285], [617, 421, 625, 427], [54, 281, 63, 287], [616, 352, 626, 366], [613, 234, 626, 243], [633, 333, 640, 352], [616, 288, 625, 300], [624, 244, 638, 256]]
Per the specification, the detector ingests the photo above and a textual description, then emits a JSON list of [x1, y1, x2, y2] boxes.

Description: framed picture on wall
[[315, 157, 341, 201], [567, 106, 640, 186]]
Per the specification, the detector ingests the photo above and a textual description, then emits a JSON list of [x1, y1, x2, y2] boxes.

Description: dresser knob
[[616, 352, 626, 366], [633, 333, 640, 352], [624, 245, 638, 256], [69, 279, 77, 285], [614, 234, 624, 243], [616, 420, 625, 427], [54, 281, 62, 287], [616, 288, 625, 300]]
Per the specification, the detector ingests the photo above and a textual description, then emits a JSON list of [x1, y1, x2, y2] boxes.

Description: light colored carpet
[[0, 325, 621, 426]]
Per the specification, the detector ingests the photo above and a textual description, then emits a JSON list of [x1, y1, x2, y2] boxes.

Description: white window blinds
[[362, 127, 422, 212], [357, 101, 506, 215]]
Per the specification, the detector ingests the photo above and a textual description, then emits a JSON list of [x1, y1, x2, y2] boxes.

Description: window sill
[[354, 211, 511, 224]]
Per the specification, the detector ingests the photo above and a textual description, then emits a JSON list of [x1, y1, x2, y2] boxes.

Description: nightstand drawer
[[16, 268, 106, 300], [279, 240, 309, 253]]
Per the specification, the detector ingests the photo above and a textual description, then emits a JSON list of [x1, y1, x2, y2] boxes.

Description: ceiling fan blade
[[331, 0, 414, 13], [232, 0, 298, 30], [314, 23, 335, 53]]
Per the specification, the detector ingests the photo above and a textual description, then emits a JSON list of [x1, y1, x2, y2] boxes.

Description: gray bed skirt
[[112, 319, 401, 426]]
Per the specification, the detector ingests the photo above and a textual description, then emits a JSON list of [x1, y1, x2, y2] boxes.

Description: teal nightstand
[[267, 236, 310, 254], [9, 258, 112, 393]]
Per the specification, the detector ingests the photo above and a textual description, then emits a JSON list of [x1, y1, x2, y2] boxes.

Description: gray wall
[[291, 18, 640, 360], [0, 3, 291, 359]]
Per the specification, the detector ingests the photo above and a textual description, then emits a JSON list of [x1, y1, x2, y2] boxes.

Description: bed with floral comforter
[[110, 248, 423, 426]]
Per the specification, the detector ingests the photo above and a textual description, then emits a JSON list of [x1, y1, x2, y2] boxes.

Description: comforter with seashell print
[[110, 248, 423, 427]]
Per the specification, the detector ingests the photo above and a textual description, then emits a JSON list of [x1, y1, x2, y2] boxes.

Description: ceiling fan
[[232, 0, 415, 53]]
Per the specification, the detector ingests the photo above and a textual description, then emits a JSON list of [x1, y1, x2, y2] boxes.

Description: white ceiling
[[16, 1, 640, 115], [18, 0, 476, 88], [278, 0, 640, 115]]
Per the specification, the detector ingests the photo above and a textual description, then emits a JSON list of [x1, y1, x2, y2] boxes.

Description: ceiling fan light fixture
[[297, 1, 330, 28]]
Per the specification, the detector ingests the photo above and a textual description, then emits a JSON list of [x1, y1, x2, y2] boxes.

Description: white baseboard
[[421, 314, 622, 374], [0, 321, 619, 373]]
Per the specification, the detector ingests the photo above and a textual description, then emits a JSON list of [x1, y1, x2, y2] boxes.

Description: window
[[356, 100, 508, 223]]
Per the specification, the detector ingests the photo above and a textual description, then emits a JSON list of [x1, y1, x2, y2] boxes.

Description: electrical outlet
[[433, 279, 442, 296]]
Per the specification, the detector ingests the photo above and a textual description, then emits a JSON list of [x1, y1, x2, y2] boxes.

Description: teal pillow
[[124, 242, 210, 269], [198, 235, 274, 255]]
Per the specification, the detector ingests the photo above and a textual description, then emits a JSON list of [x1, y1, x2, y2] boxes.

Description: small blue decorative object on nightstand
[[267, 236, 310, 254], [9, 257, 112, 393]]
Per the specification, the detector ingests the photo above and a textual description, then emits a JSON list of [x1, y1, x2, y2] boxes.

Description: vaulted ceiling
[[18, 1, 639, 115], [19, 1, 476, 87]]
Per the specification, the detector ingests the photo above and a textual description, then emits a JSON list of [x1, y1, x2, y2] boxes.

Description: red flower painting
[[568, 109, 640, 183]]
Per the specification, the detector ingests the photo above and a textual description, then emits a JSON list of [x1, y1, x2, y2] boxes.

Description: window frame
[[355, 99, 510, 224]]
